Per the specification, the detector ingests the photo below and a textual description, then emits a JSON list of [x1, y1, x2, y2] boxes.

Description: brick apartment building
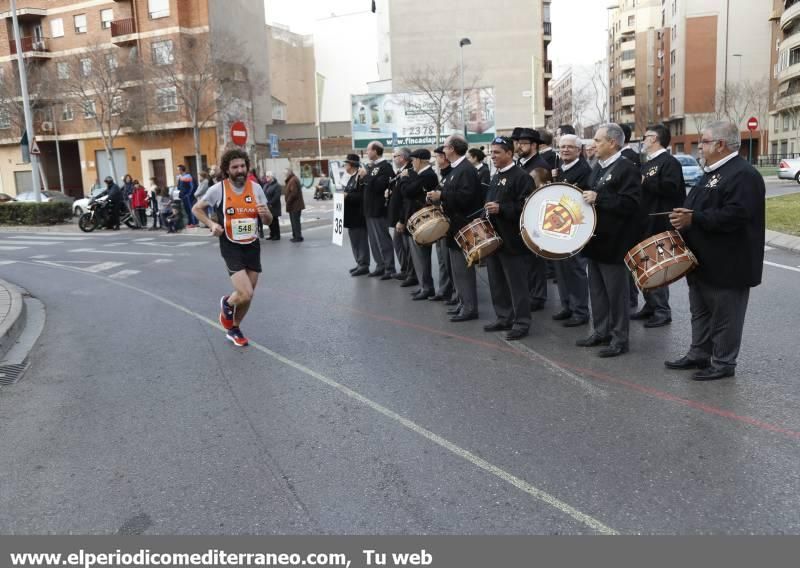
[[0, 0, 271, 198]]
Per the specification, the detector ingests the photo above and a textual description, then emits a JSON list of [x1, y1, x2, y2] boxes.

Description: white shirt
[[373, 157, 386, 165], [647, 148, 667, 161], [418, 165, 432, 175], [704, 151, 738, 173], [560, 158, 580, 172], [498, 163, 515, 173], [598, 151, 623, 169], [450, 155, 467, 169]]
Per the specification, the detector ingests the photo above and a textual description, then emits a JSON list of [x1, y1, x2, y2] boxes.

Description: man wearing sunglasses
[[667, 121, 765, 381]]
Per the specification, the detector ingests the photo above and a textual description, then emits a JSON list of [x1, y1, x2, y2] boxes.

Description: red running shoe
[[226, 327, 249, 347], [219, 296, 234, 330]]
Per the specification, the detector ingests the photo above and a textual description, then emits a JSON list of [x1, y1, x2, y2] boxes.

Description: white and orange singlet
[[222, 179, 260, 244]]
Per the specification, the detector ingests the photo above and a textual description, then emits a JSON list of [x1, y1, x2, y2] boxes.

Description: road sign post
[[747, 117, 758, 164], [230, 121, 248, 147]]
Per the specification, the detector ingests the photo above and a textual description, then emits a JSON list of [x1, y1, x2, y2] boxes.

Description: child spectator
[[131, 180, 148, 229]]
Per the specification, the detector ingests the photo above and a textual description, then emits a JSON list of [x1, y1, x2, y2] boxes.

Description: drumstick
[[649, 210, 693, 216]]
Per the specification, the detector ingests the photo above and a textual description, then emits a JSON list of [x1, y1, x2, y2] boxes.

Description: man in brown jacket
[[284, 168, 305, 242]]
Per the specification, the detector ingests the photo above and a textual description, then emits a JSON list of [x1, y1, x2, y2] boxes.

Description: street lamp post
[[459, 37, 471, 139], [732, 53, 743, 84]]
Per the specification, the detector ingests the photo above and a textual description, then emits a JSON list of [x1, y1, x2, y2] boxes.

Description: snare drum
[[407, 205, 450, 245], [520, 182, 596, 259], [455, 218, 503, 267], [625, 230, 698, 290]]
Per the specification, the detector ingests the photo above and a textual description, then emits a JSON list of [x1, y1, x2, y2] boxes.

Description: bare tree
[[589, 59, 609, 125], [571, 85, 592, 133], [60, 44, 145, 182], [743, 77, 770, 157], [0, 60, 46, 136], [721, 81, 752, 130]]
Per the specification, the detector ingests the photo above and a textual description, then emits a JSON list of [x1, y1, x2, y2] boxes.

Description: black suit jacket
[[682, 156, 765, 288], [387, 163, 412, 225], [485, 165, 534, 255], [401, 167, 439, 222], [582, 157, 642, 263], [640, 151, 685, 236], [343, 172, 366, 229], [440, 157, 483, 247], [362, 159, 394, 218], [539, 148, 558, 170], [555, 159, 592, 190], [518, 154, 550, 175], [476, 163, 491, 193], [621, 147, 642, 169]]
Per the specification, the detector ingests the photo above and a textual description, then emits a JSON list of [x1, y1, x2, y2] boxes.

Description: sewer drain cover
[[0, 363, 29, 386]]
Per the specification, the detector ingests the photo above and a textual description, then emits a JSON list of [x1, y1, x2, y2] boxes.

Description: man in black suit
[[620, 124, 642, 169], [537, 129, 558, 170], [342, 154, 370, 276], [427, 134, 483, 322], [483, 136, 535, 340], [633, 124, 686, 327], [667, 121, 765, 381], [552, 134, 592, 328], [401, 148, 440, 300], [577, 123, 642, 357], [388, 147, 417, 286], [517, 127, 549, 311], [428, 146, 456, 303], [360, 141, 397, 279], [516, 128, 549, 174]]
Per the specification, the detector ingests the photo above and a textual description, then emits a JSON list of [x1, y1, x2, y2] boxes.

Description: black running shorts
[[219, 237, 262, 275]]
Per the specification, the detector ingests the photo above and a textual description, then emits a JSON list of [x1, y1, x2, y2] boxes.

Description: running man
[[193, 149, 272, 347]]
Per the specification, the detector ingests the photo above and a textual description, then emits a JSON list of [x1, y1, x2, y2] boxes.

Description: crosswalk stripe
[[175, 241, 208, 247], [0, 260, 16, 265], [30, 255, 50, 259], [70, 248, 175, 257], [108, 270, 140, 280], [0, 240, 60, 246], [6, 236, 88, 241], [0, 246, 27, 251], [83, 261, 126, 273], [151, 258, 173, 264]]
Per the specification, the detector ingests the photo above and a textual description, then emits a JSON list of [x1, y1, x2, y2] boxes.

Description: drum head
[[520, 182, 596, 257], [414, 220, 448, 245]]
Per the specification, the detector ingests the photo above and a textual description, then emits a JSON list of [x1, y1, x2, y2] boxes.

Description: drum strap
[[589, 159, 623, 192]]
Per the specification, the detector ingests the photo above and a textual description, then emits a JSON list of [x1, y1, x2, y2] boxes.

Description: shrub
[[0, 202, 73, 225]]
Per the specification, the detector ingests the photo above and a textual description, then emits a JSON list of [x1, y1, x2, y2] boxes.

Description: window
[[106, 52, 118, 70], [111, 95, 124, 116], [57, 61, 70, 79], [670, 97, 675, 114], [82, 100, 97, 118], [156, 86, 178, 112], [670, 49, 676, 64], [148, 0, 170, 19], [51, 18, 64, 38], [621, 50, 635, 61], [783, 113, 790, 131], [774, 115, 780, 133], [101, 9, 114, 29], [129, 46, 139, 63], [152, 40, 174, 65], [80, 58, 92, 77], [627, 15, 635, 26], [74, 14, 87, 34], [61, 105, 74, 121], [790, 47, 800, 66], [0, 109, 10, 130]]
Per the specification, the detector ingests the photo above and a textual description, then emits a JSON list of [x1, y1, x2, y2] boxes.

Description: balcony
[[543, 60, 552, 77], [621, 95, 636, 107], [777, 61, 800, 83], [8, 36, 51, 58], [543, 21, 551, 42], [621, 76, 635, 89], [110, 18, 137, 44], [0, 6, 46, 20], [545, 96, 553, 112], [781, 1, 800, 31], [621, 58, 635, 71]]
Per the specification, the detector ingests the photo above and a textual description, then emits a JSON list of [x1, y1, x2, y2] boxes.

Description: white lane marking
[[0, 240, 60, 246], [0, 260, 16, 265], [133, 238, 156, 242], [175, 241, 208, 247], [108, 269, 140, 280], [83, 261, 126, 273], [765, 260, 800, 273], [501, 339, 609, 398], [0, 246, 27, 251], [103, 242, 128, 247], [30, 255, 50, 259], [69, 248, 175, 257], [764, 245, 775, 251], [151, 258, 173, 264], [6, 235, 88, 241], [19, 260, 618, 536]]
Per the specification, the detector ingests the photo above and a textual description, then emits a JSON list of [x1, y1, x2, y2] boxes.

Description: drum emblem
[[540, 194, 585, 238]]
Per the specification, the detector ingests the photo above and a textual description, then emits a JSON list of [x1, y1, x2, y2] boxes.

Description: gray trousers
[[449, 247, 478, 316], [348, 227, 370, 268], [487, 251, 532, 331], [587, 260, 630, 348], [643, 286, 671, 318], [366, 216, 396, 274], [555, 255, 590, 319], [687, 280, 750, 369], [410, 239, 434, 294], [528, 253, 548, 304], [436, 238, 455, 298], [392, 229, 415, 277]]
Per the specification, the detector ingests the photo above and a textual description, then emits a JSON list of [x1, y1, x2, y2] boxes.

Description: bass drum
[[520, 182, 596, 259], [407, 205, 450, 245]]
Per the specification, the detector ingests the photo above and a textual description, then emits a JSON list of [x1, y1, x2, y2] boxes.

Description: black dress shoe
[[552, 309, 572, 321], [644, 315, 672, 328], [598, 344, 629, 358], [447, 307, 462, 315], [563, 316, 590, 328], [380, 273, 396, 280], [664, 356, 711, 370], [393, 273, 407, 281], [351, 267, 370, 277], [631, 308, 655, 321], [576, 334, 612, 347], [428, 294, 446, 302], [483, 321, 513, 332], [692, 367, 735, 381], [368, 270, 383, 277], [530, 302, 545, 312], [349, 266, 359, 274], [400, 278, 419, 288], [449, 313, 478, 322], [412, 290, 434, 301], [444, 298, 460, 306], [505, 329, 529, 341]]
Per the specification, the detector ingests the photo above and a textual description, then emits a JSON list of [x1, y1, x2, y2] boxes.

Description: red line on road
[[272, 288, 800, 441]]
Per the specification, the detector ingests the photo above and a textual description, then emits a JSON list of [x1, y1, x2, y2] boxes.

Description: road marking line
[[30, 255, 50, 259], [175, 241, 208, 247], [765, 260, 800, 273], [84, 261, 126, 273], [0, 260, 16, 265], [69, 248, 175, 257], [6, 235, 88, 241], [0, 240, 60, 246], [764, 245, 774, 251], [133, 238, 156, 242], [18, 260, 618, 536], [0, 246, 27, 251], [151, 258, 173, 264], [108, 269, 140, 280]]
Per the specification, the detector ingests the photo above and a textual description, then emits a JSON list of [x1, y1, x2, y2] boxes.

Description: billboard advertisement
[[351, 87, 495, 149]]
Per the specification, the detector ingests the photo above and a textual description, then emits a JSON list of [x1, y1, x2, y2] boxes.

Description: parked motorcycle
[[78, 194, 137, 232]]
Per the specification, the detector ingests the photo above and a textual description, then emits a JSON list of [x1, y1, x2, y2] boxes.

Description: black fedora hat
[[517, 128, 541, 143], [344, 153, 360, 166], [511, 127, 523, 141], [409, 148, 431, 160]]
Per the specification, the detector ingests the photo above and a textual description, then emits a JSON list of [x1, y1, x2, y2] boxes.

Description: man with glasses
[[666, 121, 765, 381], [359, 141, 397, 279], [552, 134, 592, 328], [633, 124, 685, 328], [428, 146, 457, 304], [576, 123, 642, 357]]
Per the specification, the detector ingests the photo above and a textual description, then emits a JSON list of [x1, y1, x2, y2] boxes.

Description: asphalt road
[[0, 224, 798, 535], [765, 177, 800, 198]]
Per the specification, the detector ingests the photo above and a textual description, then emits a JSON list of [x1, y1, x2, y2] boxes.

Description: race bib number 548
[[231, 217, 257, 241]]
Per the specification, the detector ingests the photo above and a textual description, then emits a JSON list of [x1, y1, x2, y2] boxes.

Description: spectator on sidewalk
[[176, 164, 197, 227], [148, 177, 161, 230], [263, 171, 282, 240], [284, 168, 305, 242], [131, 181, 148, 229]]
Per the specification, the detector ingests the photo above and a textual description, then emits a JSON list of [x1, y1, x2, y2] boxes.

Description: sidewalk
[[765, 229, 800, 253], [0, 279, 24, 362]]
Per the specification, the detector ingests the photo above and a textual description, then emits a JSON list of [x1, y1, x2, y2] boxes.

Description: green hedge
[[0, 202, 73, 225]]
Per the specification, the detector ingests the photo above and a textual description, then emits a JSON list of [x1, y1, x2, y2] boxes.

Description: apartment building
[[550, 69, 573, 129], [376, 0, 553, 133], [0, 0, 271, 197], [268, 24, 316, 125], [770, 0, 800, 157]]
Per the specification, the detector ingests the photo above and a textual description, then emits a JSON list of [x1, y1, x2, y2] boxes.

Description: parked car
[[73, 186, 108, 216], [0, 193, 15, 203], [15, 190, 75, 204], [674, 154, 703, 187], [777, 158, 800, 183]]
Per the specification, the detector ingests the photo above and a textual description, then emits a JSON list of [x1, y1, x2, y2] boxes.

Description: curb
[[0, 279, 26, 362], [765, 229, 800, 254]]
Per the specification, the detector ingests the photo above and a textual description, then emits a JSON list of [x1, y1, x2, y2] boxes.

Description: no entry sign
[[747, 117, 759, 131], [230, 121, 248, 146]]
